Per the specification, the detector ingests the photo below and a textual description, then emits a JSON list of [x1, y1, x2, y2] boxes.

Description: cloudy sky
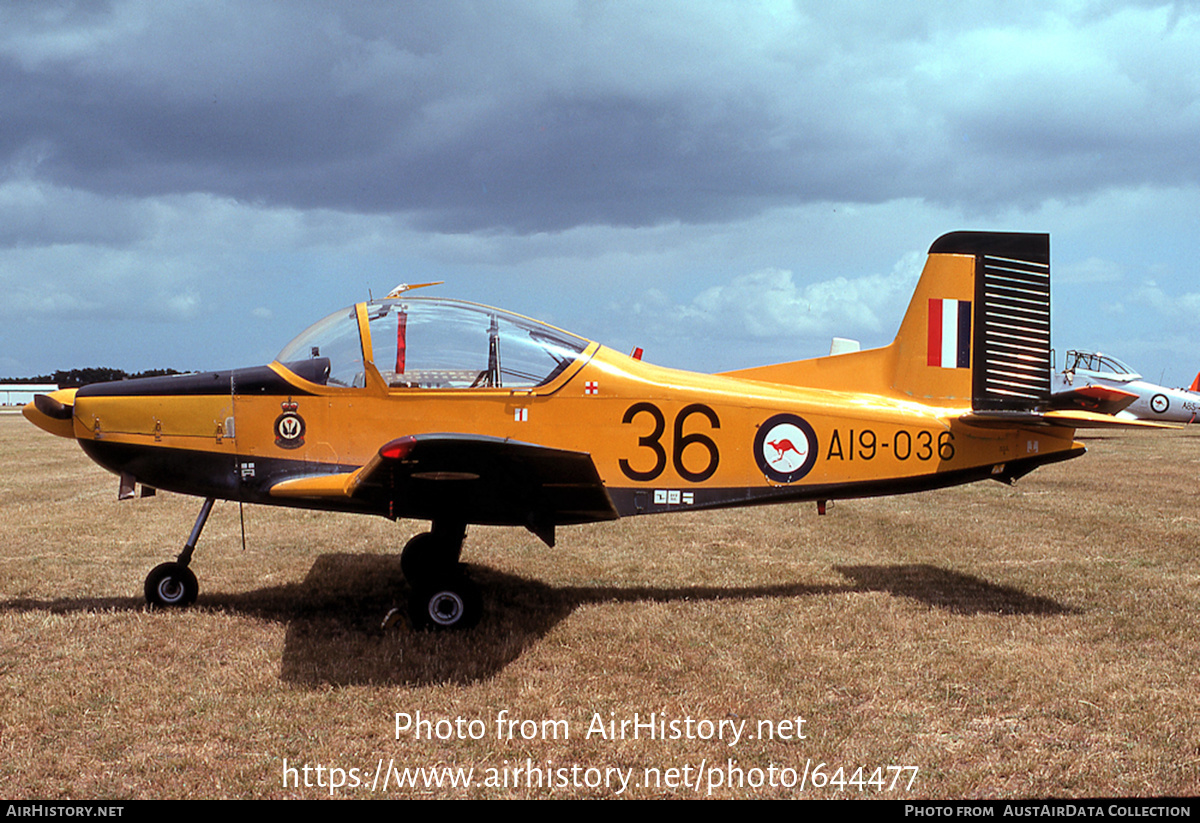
[[2, 1, 1199, 385]]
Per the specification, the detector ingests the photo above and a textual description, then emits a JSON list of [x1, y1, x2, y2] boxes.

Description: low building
[[0, 384, 59, 408]]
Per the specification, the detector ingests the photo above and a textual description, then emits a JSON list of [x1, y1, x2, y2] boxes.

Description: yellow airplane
[[24, 231, 1132, 629]]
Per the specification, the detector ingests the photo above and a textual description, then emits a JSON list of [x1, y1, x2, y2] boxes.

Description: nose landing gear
[[144, 497, 213, 609]]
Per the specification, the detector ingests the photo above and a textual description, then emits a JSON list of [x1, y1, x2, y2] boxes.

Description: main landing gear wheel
[[408, 574, 482, 631], [144, 562, 199, 608], [398, 521, 478, 630]]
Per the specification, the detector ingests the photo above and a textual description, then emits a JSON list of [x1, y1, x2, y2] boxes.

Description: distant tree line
[[6, 368, 185, 387]]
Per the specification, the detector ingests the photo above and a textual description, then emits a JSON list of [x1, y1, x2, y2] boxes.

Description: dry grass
[[0, 413, 1197, 798]]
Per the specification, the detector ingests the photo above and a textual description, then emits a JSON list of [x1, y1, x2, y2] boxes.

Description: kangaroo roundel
[[755, 414, 818, 483]]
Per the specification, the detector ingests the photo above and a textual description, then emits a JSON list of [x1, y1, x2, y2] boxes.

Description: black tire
[[409, 575, 481, 631], [144, 562, 199, 608], [401, 532, 455, 584]]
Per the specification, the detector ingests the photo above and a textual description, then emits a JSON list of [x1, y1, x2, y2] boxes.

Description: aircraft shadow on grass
[[0, 554, 1076, 687]]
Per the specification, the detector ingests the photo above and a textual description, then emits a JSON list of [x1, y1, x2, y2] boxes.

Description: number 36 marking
[[620, 403, 720, 482]]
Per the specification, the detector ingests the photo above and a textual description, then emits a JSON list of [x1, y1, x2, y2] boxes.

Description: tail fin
[[894, 231, 1051, 410], [724, 231, 1052, 411], [1190, 372, 1200, 393]]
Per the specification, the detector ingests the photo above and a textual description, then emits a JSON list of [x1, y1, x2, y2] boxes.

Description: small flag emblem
[[927, 298, 971, 369], [584, 381, 598, 395], [514, 408, 528, 422]]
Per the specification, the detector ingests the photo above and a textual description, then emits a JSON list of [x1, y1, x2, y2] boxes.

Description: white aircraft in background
[[1050, 350, 1200, 423]]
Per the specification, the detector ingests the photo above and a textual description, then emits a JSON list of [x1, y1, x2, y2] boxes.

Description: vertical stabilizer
[[890, 232, 1050, 410], [721, 231, 1052, 412]]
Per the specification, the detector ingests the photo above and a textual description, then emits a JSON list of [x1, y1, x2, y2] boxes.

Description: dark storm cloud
[[3, 1, 1199, 233]]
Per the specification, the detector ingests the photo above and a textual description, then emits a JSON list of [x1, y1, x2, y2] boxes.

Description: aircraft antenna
[[385, 281, 444, 298]]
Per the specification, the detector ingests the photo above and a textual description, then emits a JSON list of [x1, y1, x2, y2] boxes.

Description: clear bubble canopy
[[275, 297, 590, 389]]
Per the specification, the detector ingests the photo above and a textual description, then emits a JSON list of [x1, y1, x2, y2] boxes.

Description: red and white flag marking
[[927, 298, 971, 369]]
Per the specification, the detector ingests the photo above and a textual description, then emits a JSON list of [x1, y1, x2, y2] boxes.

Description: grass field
[[1, 413, 1197, 798]]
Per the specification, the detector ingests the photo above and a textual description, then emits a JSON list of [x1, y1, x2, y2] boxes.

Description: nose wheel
[[145, 562, 199, 607], [143, 497, 213, 609]]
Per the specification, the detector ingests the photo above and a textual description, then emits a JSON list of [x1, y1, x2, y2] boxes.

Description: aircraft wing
[[269, 434, 618, 544]]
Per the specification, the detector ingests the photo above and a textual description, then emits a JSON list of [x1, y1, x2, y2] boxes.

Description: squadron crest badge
[[274, 399, 306, 449]]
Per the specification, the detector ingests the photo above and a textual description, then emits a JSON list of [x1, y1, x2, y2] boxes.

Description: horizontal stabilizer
[[962, 409, 1171, 429], [829, 337, 860, 355]]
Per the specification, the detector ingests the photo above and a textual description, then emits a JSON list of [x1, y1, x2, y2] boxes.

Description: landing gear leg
[[400, 520, 465, 582], [396, 520, 481, 630], [144, 497, 213, 608]]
